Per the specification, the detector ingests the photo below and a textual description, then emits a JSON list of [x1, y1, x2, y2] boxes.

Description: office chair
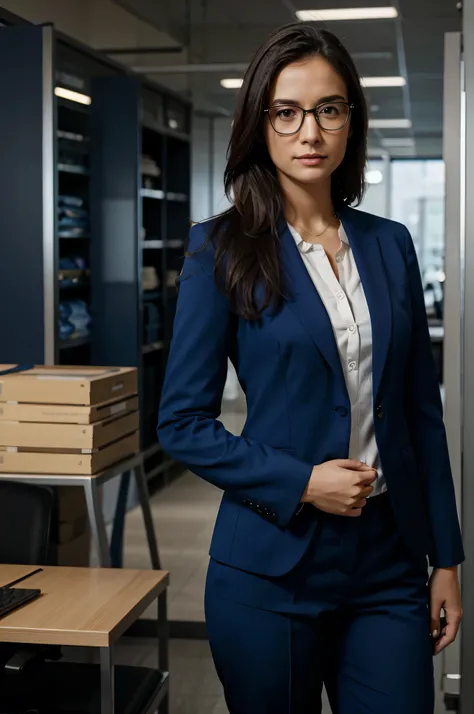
[[0, 481, 61, 693], [0, 481, 53, 565]]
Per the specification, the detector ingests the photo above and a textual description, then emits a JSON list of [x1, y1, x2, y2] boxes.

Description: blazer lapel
[[278, 208, 392, 402], [338, 207, 392, 400], [278, 217, 346, 383]]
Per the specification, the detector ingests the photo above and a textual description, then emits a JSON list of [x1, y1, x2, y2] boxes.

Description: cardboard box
[[0, 395, 139, 425], [0, 410, 139, 450], [56, 485, 102, 524], [0, 431, 140, 474], [57, 515, 88, 544], [56, 488, 87, 523], [0, 366, 137, 406], [50, 530, 91, 567]]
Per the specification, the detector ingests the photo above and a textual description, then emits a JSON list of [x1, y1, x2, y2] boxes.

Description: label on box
[[109, 402, 127, 416]]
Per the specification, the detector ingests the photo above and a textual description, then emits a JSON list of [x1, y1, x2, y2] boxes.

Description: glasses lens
[[317, 102, 350, 130], [269, 106, 304, 134]]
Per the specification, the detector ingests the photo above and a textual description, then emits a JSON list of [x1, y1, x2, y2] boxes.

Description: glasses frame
[[264, 101, 354, 135]]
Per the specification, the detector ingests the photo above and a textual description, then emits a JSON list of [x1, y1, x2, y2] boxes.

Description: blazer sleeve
[[403, 226, 464, 568], [157, 223, 313, 528]]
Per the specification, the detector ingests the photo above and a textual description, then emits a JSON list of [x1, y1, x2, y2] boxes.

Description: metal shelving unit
[[90, 75, 191, 487], [0, 23, 123, 368]]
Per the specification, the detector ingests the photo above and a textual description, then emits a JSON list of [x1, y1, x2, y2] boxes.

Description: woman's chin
[[290, 167, 332, 186]]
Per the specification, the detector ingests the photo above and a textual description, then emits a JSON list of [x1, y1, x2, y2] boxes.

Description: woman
[[158, 23, 463, 714]]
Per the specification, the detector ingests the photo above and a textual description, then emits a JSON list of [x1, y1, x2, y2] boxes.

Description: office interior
[[0, 0, 473, 713]]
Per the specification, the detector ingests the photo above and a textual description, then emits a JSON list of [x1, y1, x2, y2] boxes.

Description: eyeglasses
[[264, 101, 354, 135]]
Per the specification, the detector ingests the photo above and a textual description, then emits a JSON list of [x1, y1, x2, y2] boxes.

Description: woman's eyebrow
[[271, 94, 347, 106]]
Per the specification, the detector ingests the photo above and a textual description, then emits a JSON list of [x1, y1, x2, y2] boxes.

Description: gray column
[[461, 0, 474, 709], [442, 30, 463, 706]]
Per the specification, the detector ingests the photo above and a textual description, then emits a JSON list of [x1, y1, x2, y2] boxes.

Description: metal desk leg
[[110, 470, 131, 568], [84, 479, 111, 568], [134, 462, 161, 569], [100, 647, 115, 714], [158, 591, 169, 714]]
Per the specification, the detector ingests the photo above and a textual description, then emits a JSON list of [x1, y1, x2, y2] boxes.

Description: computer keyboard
[[0, 586, 41, 618]]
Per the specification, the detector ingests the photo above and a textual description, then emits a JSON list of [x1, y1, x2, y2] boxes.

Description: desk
[[0, 453, 160, 569], [0, 565, 169, 714]]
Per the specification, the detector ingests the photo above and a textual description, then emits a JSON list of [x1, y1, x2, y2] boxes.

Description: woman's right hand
[[302, 459, 377, 517]]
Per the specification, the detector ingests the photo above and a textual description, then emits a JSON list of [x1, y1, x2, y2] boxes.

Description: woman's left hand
[[429, 566, 463, 655]]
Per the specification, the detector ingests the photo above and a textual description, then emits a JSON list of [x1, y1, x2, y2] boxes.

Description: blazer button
[[376, 405, 385, 420], [334, 406, 349, 417]]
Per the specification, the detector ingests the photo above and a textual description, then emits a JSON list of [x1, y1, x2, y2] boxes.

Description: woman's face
[[265, 54, 351, 187]]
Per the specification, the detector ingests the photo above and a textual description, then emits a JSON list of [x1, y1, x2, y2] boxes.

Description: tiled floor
[[115, 637, 228, 713]]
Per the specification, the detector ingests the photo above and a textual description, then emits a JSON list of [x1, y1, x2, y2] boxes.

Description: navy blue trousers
[[205, 494, 434, 714]]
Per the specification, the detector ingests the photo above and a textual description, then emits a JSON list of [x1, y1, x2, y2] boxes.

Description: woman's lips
[[296, 155, 327, 166]]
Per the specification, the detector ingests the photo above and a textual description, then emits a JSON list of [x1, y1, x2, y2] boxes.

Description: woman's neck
[[279, 172, 335, 230]]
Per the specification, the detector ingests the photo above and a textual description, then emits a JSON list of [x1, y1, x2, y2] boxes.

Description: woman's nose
[[299, 112, 323, 143]]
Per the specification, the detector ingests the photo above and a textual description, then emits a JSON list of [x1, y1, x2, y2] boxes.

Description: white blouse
[[288, 223, 387, 497]]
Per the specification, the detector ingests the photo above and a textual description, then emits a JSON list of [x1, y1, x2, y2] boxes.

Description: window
[[360, 159, 389, 218], [390, 160, 445, 319]]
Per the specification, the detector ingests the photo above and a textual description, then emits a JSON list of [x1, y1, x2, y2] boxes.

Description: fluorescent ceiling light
[[362, 76, 406, 87], [220, 78, 243, 89], [55, 87, 91, 105], [366, 169, 383, 185], [296, 7, 398, 22], [369, 118, 412, 129], [380, 137, 415, 147]]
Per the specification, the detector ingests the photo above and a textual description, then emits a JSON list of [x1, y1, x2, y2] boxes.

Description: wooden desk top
[[0, 565, 169, 648]]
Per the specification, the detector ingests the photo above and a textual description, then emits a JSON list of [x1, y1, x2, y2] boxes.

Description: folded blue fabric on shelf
[[58, 216, 89, 227], [59, 256, 88, 271], [58, 202, 90, 236], [59, 299, 91, 341], [58, 195, 85, 208], [59, 206, 89, 219]]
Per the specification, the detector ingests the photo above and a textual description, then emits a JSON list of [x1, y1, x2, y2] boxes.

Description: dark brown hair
[[203, 23, 368, 320]]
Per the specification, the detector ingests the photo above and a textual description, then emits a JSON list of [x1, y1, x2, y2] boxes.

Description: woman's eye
[[320, 104, 340, 116], [277, 108, 297, 118]]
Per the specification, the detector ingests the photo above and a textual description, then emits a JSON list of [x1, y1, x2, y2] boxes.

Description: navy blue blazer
[[157, 206, 464, 574]]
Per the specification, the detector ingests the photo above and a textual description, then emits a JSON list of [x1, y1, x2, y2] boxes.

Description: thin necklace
[[296, 214, 339, 240]]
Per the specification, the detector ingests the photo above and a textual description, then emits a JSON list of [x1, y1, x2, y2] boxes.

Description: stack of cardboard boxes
[[0, 365, 140, 565], [51, 487, 91, 566]]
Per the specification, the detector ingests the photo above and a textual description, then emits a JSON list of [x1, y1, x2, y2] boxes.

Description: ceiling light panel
[[296, 7, 398, 22], [55, 87, 91, 105], [380, 137, 416, 147], [220, 78, 243, 89], [369, 118, 412, 129], [362, 76, 406, 87]]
